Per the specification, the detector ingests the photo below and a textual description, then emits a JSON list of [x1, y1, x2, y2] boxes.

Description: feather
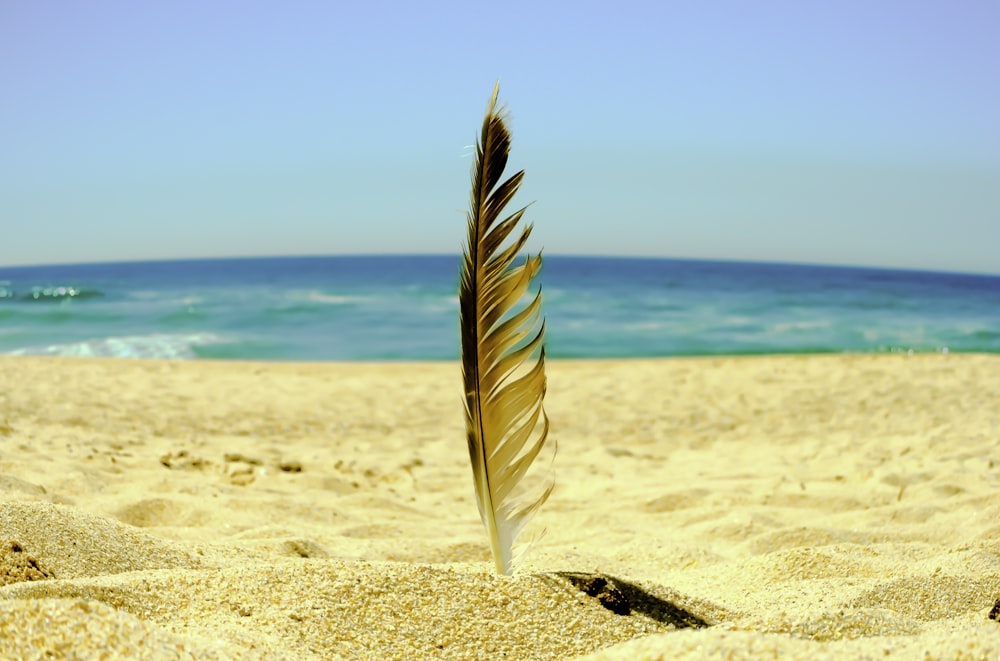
[[460, 82, 553, 575]]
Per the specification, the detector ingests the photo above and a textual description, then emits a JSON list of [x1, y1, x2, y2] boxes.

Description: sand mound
[[3, 560, 719, 660], [0, 501, 200, 579], [0, 598, 240, 660]]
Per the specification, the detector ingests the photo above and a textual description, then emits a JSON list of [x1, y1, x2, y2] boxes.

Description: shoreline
[[2, 353, 999, 658], [9, 348, 989, 367]]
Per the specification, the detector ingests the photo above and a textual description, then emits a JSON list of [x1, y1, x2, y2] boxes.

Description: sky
[[2, 1, 998, 274]]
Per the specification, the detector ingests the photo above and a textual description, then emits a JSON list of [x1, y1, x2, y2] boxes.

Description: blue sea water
[[0, 255, 997, 361]]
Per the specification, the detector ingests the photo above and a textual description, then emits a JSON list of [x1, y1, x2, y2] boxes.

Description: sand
[[0, 353, 998, 659]]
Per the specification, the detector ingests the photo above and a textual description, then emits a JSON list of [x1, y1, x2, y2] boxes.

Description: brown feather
[[459, 82, 553, 574]]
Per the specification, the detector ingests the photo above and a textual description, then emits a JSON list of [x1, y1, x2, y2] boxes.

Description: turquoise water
[[0, 255, 997, 360]]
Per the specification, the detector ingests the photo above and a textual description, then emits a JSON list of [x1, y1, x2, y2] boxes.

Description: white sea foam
[[293, 290, 369, 305], [770, 320, 833, 333], [7, 333, 230, 360]]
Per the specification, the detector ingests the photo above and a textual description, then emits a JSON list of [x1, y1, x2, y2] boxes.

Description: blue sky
[[2, 1, 998, 273]]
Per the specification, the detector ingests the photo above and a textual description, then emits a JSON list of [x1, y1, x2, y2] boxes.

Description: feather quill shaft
[[460, 83, 553, 575]]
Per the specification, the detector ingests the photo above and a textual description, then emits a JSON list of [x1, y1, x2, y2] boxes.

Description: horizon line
[[1, 252, 998, 279]]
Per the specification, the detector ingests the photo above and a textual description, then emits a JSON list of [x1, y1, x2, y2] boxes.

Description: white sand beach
[[1, 354, 999, 659]]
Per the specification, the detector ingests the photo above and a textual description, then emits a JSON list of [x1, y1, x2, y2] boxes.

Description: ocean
[[0, 255, 997, 361]]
